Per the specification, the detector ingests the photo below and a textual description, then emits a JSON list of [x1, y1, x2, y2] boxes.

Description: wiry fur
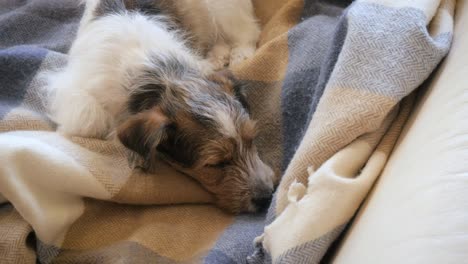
[[46, 0, 273, 213]]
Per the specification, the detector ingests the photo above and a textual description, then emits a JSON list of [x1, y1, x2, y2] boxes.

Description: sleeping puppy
[[46, 0, 274, 213]]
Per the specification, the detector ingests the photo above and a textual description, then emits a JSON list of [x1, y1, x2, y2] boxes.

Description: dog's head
[[117, 62, 275, 213]]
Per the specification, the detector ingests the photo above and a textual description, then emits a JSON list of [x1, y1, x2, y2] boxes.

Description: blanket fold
[[0, 0, 454, 263]]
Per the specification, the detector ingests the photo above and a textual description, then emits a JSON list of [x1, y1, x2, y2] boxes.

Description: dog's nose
[[252, 195, 272, 211]]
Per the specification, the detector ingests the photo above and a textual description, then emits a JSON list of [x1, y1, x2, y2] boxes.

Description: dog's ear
[[128, 83, 165, 113], [208, 69, 236, 95], [117, 107, 169, 157]]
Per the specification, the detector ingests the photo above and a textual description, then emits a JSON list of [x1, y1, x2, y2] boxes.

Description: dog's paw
[[207, 43, 231, 71], [199, 60, 216, 75], [230, 45, 256, 67], [208, 56, 229, 71]]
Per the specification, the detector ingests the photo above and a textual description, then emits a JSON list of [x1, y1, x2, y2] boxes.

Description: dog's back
[[49, 0, 201, 137], [47, 0, 274, 213]]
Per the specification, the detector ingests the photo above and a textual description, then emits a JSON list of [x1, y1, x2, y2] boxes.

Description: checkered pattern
[[0, 0, 453, 263]]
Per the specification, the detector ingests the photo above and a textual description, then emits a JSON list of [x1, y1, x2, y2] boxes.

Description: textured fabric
[[0, 205, 35, 264], [249, 0, 454, 263], [332, 0, 468, 262], [0, 0, 454, 263]]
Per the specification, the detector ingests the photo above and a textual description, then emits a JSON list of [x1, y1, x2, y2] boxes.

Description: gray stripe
[[281, 7, 345, 170], [327, 3, 452, 99], [0, 46, 47, 119], [94, 0, 126, 18], [274, 224, 347, 264], [205, 214, 266, 264], [0, 0, 82, 53]]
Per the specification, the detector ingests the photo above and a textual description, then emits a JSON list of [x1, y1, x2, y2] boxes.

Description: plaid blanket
[[0, 0, 454, 263]]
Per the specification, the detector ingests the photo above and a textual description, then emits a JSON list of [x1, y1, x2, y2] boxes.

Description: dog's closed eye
[[206, 160, 231, 169]]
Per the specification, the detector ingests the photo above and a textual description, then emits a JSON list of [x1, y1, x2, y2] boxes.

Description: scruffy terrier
[[46, 0, 275, 213]]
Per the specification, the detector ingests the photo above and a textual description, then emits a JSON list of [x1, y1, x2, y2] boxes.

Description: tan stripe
[[61, 200, 234, 262], [275, 87, 398, 213], [64, 137, 133, 196], [253, 0, 295, 26], [233, 33, 289, 82], [113, 160, 214, 204], [51, 241, 204, 264], [0, 106, 53, 132], [0, 206, 36, 264], [233, 0, 303, 83], [255, 0, 304, 46]]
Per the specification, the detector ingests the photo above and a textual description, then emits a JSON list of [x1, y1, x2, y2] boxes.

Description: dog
[[46, 0, 275, 213]]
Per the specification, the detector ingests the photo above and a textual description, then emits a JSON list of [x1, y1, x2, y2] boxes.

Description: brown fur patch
[[117, 107, 168, 157], [156, 111, 207, 167], [207, 70, 236, 95], [240, 120, 257, 145]]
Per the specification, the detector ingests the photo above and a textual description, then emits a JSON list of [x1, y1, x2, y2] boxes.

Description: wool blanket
[[0, 0, 454, 263]]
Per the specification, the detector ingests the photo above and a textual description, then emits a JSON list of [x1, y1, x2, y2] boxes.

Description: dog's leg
[[228, 11, 260, 66], [79, 0, 126, 35], [209, 0, 261, 67], [48, 73, 114, 139], [230, 42, 257, 67], [78, 0, 101, 33], [206, 40, 231, 71]]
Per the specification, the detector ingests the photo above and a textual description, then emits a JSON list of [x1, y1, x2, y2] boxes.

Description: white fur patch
[[47, 9, 199, 138], [215, 110, 237, 137], [48, 0, 261, 139]]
